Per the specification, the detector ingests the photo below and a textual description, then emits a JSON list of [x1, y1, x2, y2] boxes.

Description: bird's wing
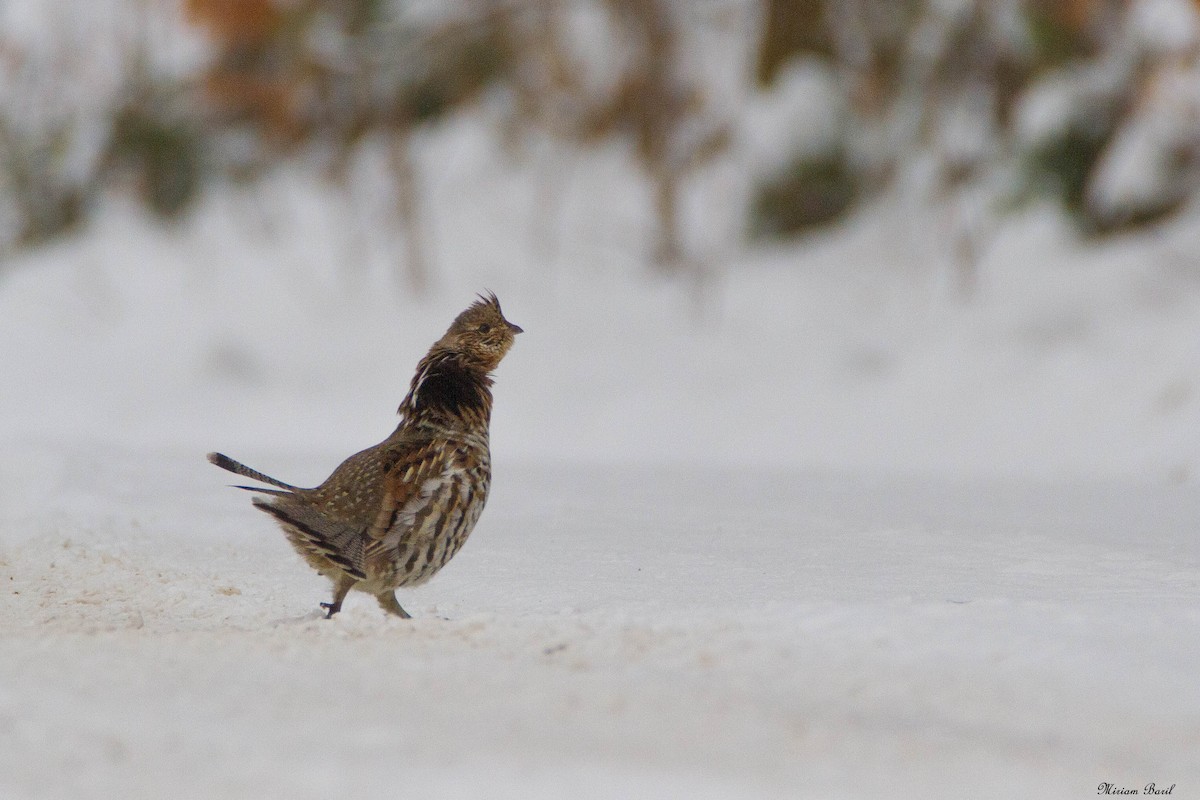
[[364, 437, 458, 551], [253, 497, 368, 580]]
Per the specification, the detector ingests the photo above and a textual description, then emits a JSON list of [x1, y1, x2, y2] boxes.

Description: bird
[[208, 292, 522, 619]]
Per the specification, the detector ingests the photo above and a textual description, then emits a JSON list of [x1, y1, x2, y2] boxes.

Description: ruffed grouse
[[208, 293, 521, 618]]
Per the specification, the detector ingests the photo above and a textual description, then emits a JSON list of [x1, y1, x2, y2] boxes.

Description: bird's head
[[437, 292, 522, 372]]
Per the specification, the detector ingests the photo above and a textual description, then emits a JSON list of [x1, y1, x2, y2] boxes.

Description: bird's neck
[[396, 349, 493, 428]]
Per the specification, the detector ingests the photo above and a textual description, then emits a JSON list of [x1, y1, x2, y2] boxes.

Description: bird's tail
[[207, 452, 301, 493]]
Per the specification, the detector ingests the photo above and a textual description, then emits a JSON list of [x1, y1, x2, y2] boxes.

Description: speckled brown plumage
[[208, 293, 521, 618]]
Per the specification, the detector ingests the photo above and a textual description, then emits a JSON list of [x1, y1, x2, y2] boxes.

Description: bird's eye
[[478, 323, 491, 333]]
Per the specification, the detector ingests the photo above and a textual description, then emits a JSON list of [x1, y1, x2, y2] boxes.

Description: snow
[[2, 107, 1200, 796], [1130, 0, 1200, 55], [2, 451, 1198, 798], [3, 450, 1199, 799], [1088, 60, 1200, 220]]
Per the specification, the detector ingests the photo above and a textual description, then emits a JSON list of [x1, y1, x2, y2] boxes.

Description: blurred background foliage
[[2, 0, 1200, 285]]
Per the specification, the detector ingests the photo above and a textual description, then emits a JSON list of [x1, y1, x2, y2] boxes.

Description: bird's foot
[[376, 592, 412, 619], [319, 601, 341, 619]]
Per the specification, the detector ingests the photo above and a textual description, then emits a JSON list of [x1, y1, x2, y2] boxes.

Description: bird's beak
[[506, 320, 523, 335]]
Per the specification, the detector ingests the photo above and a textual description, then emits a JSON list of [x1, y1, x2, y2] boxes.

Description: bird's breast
[[387, 446, 490, 588]]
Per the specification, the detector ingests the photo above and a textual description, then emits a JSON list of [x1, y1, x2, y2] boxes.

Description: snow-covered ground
[[3, 453, 1198, 799], [2, 112, 1200, 797]]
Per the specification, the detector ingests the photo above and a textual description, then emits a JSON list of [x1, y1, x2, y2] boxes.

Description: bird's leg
[[376, 591, 412, 619], [320, 575, 356, 619]]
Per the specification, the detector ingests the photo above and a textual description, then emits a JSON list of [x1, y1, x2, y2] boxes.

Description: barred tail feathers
[[206, 452, 301, 492]]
